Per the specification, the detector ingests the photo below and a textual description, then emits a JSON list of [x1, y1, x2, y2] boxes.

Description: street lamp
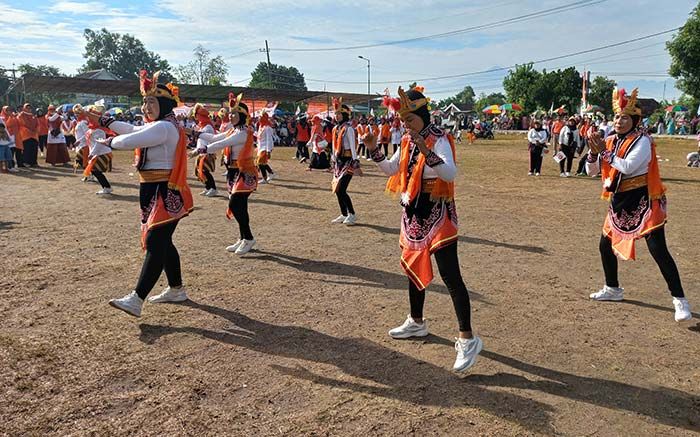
[[358, 56, 370, 116]]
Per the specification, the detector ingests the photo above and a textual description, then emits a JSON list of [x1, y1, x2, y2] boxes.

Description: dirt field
[[1, 134, 699, 436]]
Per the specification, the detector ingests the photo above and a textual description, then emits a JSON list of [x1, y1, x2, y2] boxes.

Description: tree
[[248, 62, 306, 90], [667, 4, 700, 100], [537, 67, 581, 113], [176, 45, 228, 85], [474, 92, 506, 111], [503, 63, 541, 113], [440, 85, 476, 109], [81, 28, 173, 81], [588, 76, 617, 116], [18, 64, 62, 77]]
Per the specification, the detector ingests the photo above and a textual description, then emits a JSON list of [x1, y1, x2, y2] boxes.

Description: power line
[[268, 0, 606, 52]]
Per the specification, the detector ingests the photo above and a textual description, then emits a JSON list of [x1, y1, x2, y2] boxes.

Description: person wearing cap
[[78, 71, 194, 317], [364, 86, 482, 372], [17, 103, 39, 167], [329, 98, 360, 225], [45, 105, 71, 166], [586, 88, 692, 323], [196, 93, 259, 255]]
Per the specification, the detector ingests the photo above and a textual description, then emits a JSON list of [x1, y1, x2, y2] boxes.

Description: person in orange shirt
[[551, 115, 565, 151], [295, 116, 311, 163], [1, 106, 23, 168], [378, 117, 391, 155], [17, 103, 39, 167], [355, 117, 368, 157], [36, 108, 49, 157]]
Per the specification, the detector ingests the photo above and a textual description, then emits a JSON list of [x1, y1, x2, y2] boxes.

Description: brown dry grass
[[1, 134, 699, 436]]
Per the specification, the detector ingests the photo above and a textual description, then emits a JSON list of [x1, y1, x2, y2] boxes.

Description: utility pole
[[358, 56, 370, 115], [662, 81, 667, 101], [265, 40, 272, 88]]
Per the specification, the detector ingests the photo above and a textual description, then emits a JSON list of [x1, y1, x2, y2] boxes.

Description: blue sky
[[0, 0, 696, 102]]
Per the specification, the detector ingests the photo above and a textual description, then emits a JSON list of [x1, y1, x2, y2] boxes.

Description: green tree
[[81, 28, 173, 81], [474, 92, 506, 111], [439, 85, 476, 109], [176, 45, 228, 85], [503, 63, 541, 113], [536, 67, 581, 113], [588, 76, 617, 116], [248, 62, 306, 90], [667, 4, 700, 100], [18, 64, 62, 77]]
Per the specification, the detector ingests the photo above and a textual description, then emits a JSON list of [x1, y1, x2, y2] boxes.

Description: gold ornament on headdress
[[332, 97, 351, 115], [139, 70, 180, 104], [228, 92, 249, 124], [612, 87, 641, 116], [397, 86, 429, 118]]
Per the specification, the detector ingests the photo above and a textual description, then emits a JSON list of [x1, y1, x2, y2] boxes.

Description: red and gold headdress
[[139, 70, 180, 104], [383, 86, 430, 118], [228, 92, 248, 116], [332, 97, 351, 115], [612, 87, 641, 116]]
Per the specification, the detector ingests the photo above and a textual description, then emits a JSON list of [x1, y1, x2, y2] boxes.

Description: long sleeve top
[[337, 123, 358, 160], [558, 126, 581, 149], [200, 127, 249, 158], [110, 120, 180, 170], [527, 128, 548, 145], [586, 134, 652, 179], [195, 124, 215, 149], [390, 126, 405, 144], [73, 120, 89, 151], [376, 134, 457, 182], [257, 125, 275, 153], [87, 128, 111, 158]]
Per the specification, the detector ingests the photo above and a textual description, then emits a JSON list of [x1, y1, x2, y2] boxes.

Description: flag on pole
[[370, 108, 375, 117], [549, 102, 554, 115], [295, 106, 301, 116]]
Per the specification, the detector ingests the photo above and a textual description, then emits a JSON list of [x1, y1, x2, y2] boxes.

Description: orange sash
[[600, 132, 665, 201], [332, 124, 349, 157]]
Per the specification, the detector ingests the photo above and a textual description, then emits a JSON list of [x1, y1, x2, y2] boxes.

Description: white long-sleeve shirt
[[558, 126, 581, 149], [110, 120, 180, 170], [73, 120, 89, 151], [87, 128, 111, 158], [376, 135, 457, 182], [201, 127, 250, 159], [195, 124, 215, 149], [390, 126, 405, 144], [336, 123, 358, 160], [586, 134, 652, 179], [257, 125, 275, 153], [527, 128, 548, 145]]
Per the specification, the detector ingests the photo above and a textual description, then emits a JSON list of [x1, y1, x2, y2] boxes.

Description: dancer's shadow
[[248, 249, 486, 302], [103, 193, 140, 203], [11, 170, 57, 181], [138, 300, 554, 433], [469, 350, 700, 432], [250, 198, 325, 212], [355, 223, 548, 255], [0, 221, 19, 232], [662, 177, 700, 185]]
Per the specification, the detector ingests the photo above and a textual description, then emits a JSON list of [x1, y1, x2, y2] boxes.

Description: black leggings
[[408, 243, 473, 332], [529, 145, 543, 173], [259, 164, 274, 179], [599, 227, 684, 298], [357, 143, 366, 157], [559, 145, 575, 173], [135, 221, 182, 299], [229, 193, 254, 240], [92, 169, 111, 189], [203, 170, 216, 190], [12, 148, 23, 167], [335, 174, 355, 216], [296, 141, 309, 160]]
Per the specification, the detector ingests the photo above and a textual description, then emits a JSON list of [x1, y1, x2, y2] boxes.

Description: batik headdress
[[612, 87, 641, 116], [332, 97, 351, 115], [139, 70, 180, 103], [382, 86, 430, 118]]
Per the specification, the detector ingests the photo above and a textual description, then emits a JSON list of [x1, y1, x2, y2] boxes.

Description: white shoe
[[96, 187, 113, 195], [343, 214, 357, 225], [535, 172, 540, 176], [199, 189, 208, 196], [235, 239, 256, 255], [148, 286, 188, 303], [565, 172, 571, 177], [527, 172, 533, 176], [258, 178, 268, 184], [205, 188, 218, 197], [389, 315, 429, 339], [673, 297, 692, 322], [331, 215, 347, 224], [226, 240, 243, 252], [266, 173, 274, 182], [8, 167, 19, 173], [453, 336, 483, 372], [560, 172, 567, 178], [590, 285, 624, 301], [108, 291, 143, 317]]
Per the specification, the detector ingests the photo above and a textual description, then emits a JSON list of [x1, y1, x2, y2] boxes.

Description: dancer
[[78, 105, 113, 195], [73, 108, 90, 177], [296, 116, 311, 163], [356, 117, 367, 159], [330, 98, 359, 225], [196, 93, 258, 255], [364, 86, 482, 371], [378, 116, 391, 155], [558, 116, 581, 177], [91, 71, 193, 317], [586, 88, 692, 322], [390, 117, 404, 154], [45, 105, 71, 166], [256, 111, 276, 183], [307, 114, 330, 171], [191, 103, 218, 197]]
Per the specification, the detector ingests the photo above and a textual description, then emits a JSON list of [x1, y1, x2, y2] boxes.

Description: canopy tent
[[7, 74, 376, 107]]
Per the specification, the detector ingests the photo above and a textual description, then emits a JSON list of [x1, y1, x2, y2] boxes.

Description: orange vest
[[600, 132, 665, 201]]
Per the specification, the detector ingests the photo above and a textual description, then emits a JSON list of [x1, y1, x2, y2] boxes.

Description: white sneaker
[[535, 172, 540, 176], [148, 286, 188, 303], [108, 291, 143, 317], [527, 172, 533, 176], [565, 172, 571, 177], [96, 187, 113, 195], [560, 172, 567, 178], [673, 297, 692, 322], [453, 336, 483, 372], [590, 285, 624, 301], [226, 240, 243, 252], [199, 189, 208, 196], [235, 239, 256, 255], [266, 174, 274, 182], [258, 178, 268, 184], [388, 315, 429, 339], [331, 215, 347, 224], [8, 167, 19, 173], [343, 214, 357, 225], [205, 188, 218, 197]]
